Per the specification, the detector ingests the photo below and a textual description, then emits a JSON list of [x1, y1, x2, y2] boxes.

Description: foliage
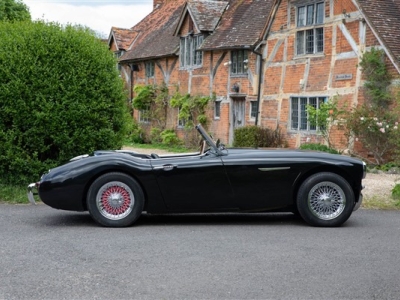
[[306, 97, 344, 148], [0, 0, 30, 22], [0, 184, 28, 203], [346, 108, 398, 164], [0, 21, 129, 184], [125, 118, 144, 144], [345, 48, 399, 165], [362, 195, 400, 210], [358, 47, 392, 108], [299, 143, 340, 154], [170, 90, 213, 129], [132, 83, 169, 129], [233, 126, 286, 148], [150, 127, 162, 144], [391, 184, 400, 201], [160, 129, 182, 146]]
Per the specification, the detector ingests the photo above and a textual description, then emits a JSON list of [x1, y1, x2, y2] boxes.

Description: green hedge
[[0, 21, 129, 184], [233, 126, 286, 148], [299, 143, 340, 154]]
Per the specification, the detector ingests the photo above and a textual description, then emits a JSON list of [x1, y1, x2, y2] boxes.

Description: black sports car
[[28, 124, 366, 227]]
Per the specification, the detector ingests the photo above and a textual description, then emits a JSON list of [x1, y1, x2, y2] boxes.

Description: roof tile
[[200, 0, 274, 50], [188, 0, 229, 32], [357, 0, 400, 68]]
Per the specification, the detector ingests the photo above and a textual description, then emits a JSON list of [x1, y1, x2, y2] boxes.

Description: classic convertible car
[[28, 124, 366, 227]]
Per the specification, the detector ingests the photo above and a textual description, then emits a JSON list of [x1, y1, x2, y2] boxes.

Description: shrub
[[0, 21, 129, 184], [150, 127, 162, 144], [125, 119, 144, 144], [345, 48, 399, 165], [233, 126, 286, 148], [160, 130, 182, 146], [391, 184, 400, 200], [299, 143, 340, 154]]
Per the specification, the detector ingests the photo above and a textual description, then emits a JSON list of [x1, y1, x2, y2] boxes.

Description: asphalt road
[[1, 204, 400, 300]]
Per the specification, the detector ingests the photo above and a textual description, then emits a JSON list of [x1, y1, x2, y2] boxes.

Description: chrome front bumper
[[27, 183, 39, 205], [353, 193, 363, 211], [353, 184, 365, 212]]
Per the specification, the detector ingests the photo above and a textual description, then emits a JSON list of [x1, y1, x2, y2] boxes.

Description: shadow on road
[[38, 210, 305, 227]]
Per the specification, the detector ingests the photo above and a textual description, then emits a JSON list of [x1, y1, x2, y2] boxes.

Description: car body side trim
[[258, 167, 291, 172]]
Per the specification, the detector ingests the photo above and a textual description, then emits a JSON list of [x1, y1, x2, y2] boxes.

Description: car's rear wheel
[[296, 172, 354, 227], [87, 172, 144, 227]]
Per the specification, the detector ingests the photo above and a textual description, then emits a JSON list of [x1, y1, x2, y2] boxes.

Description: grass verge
[[362, 195, 400, 210], [0, 184, 29, 204]]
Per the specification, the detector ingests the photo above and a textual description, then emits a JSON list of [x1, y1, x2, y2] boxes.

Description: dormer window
[[180, 35, 204, 68], [231, 50, 249, 75]]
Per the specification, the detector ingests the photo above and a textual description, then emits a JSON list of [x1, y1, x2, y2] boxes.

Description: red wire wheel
[[96, 181, 135, 220]]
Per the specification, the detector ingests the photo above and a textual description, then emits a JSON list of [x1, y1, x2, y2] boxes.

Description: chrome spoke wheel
[[308, 181, 346, 220], [96, 181, 135, 220]]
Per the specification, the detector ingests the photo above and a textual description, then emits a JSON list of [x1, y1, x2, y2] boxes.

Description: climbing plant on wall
[[132, 83, 213, 147], [346, 48, 399, 165]]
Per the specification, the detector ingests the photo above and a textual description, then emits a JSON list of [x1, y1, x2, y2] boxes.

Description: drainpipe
[[128, 63, 135, 104], [252, 47, 263, 126]]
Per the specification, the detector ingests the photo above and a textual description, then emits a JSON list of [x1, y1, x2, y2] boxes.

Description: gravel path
[[363, 172, 400, 199]]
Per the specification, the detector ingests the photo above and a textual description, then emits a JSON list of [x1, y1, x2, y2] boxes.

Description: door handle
[[153, 164, 176, 171]]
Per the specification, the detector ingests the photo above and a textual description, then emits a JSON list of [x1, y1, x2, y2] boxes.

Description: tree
[[0, 21, 130, 184], [0, 0, 31, 22]]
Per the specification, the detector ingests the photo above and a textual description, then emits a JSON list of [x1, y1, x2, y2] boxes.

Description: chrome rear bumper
[[27, 183, 39, 205]]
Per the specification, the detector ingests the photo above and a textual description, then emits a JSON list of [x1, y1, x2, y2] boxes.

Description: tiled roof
[[357, 0, 400, 70], [109, 27, 138, 51], [187, 0, 228, 32], [120, 0, 186, 62], [200, 0, 274, 50]]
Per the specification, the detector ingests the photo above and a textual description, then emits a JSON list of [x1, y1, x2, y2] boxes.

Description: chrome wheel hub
[[308, 181, 346, 220], [96, 181, 135, 220]]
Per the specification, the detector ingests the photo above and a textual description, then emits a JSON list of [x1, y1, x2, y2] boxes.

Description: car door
[[221, 151, 299, 210], [151, 152, 234, 212]]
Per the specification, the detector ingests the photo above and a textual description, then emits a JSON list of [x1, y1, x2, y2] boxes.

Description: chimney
[[153, 0, 164, 9]]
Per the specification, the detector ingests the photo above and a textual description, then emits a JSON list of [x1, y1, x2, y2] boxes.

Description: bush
[[150, 127, 162, 144], [160, 129, 182, 146], [0, 21, 129, 184], [125, 119, 144, 144], [392, 184, 400, 200], [299, 143, 340, 154], [233, 126, 286, 148]]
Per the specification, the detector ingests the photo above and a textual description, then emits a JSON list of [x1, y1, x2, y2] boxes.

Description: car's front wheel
[[87, 172, 144, 227], [296, 172, 355, 227]]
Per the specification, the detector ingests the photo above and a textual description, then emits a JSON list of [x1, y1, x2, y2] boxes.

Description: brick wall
[[118, 0, 399, 154]]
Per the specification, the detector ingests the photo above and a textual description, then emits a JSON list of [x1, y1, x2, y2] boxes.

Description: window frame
[[250, 101, 258, 119], [114, 51, 124, 71], [295, 1, 325, 56], [145, 61, 155, 78], [231, 50, 249, 76], [139, 104, 151, 124], [290, 96, 327, 131], [180, 34, 204, 69], [214, 100, 221, 120]]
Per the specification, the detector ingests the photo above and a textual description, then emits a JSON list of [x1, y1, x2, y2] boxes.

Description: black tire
[[296, 172, 355, 227], [87, 172, 144, 227]]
